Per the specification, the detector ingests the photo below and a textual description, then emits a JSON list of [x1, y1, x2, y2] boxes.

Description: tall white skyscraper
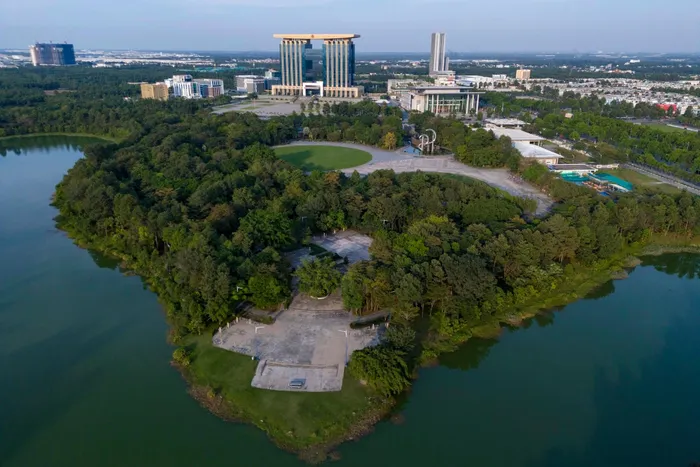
[[429, 32, 448, 75]]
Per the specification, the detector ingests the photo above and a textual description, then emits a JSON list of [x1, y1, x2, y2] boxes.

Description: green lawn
[[599, 168, 681, 195], [275, 145, 372, 171], [641, 122, 691, 134], [181, 332, 383, 452]]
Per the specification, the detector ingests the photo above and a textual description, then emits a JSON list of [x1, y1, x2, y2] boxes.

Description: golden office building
[[515, 69, 532, 80], [271, 34, 363, 98], [140, 83, 169, 101]]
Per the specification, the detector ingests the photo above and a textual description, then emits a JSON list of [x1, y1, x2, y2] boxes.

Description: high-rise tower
[[29, 43, 76, 66], [429, 33, 447, 75]]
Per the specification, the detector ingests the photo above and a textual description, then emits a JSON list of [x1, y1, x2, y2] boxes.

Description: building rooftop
[[484, 118, 526, 127], [489, 127, 545, 142], [513, 141, 563, 160], [411, 86, 482, 95], [273, 34, 360, 40], [551, 164, 594, 171]]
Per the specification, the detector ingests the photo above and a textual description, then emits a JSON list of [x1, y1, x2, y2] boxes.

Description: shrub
[[172, 347, 191, 367], [294, 257, 341, 298], [348, 346, 410, 396]]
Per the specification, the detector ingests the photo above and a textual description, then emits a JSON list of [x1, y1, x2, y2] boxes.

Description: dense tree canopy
[[4, 65, 700, 397], [295, 257, 342, 298]]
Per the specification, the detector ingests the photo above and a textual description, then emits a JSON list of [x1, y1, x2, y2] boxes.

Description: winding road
[[281, 141, 554, 215]]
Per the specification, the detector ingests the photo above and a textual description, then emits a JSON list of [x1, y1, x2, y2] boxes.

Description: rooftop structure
[[271, 33, 362, 98], [484, 118, 526, 128], [513, 142, 563, 166], [488, 127, 545, 144], [273, 34, 359, 40]]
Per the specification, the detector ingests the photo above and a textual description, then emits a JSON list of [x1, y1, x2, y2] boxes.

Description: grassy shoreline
[[434, 239, 700, 352], [176, 333, 394, 464], [0, 132, 121, 143]]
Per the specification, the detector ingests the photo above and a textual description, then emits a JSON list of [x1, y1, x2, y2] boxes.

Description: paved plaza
[[213, 292, 382, 392], [286, 230, 372, 269]]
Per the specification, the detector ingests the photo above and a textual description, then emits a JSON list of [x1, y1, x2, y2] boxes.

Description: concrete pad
[[286, 230, 372, 269], [213, 292, 383, 392]]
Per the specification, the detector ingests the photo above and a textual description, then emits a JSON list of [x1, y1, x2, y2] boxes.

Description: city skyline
[[2, 0, 699, 54]]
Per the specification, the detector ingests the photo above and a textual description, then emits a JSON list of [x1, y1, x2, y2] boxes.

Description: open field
[[599, 168, 682, 195], [275, 145, 372, 171], [183, 332, 380, 451], [641, 122, 692, 134]]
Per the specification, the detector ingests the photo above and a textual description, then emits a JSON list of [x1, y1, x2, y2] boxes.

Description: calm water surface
[[1, 137, 698, 467]]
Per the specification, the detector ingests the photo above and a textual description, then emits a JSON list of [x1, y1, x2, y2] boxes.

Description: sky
[[2, 0, 699, 53]]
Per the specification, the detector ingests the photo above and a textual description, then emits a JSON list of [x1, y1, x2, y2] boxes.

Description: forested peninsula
[[3, 67, 700, 461]]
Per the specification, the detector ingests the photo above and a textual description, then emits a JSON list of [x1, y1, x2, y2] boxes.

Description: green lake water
[[1, 137, 699, 467]]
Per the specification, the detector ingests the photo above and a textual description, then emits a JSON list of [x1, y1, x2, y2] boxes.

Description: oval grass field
[[275, 145, 372, 171]]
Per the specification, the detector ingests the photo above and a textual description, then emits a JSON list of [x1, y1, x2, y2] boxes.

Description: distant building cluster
[[139, 74, 225, 101], [524, 77, 700, 115], [29, 43, 76, 66], [391, 32, 482, 117], [167, 75, 225, 99]]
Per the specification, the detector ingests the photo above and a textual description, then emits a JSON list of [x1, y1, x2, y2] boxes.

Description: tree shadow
[[642, 253, 700, 280]]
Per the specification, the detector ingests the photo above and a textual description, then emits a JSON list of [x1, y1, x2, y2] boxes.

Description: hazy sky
[[2, 0, 698, 53]]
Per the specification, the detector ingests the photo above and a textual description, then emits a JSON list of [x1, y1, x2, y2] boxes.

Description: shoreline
[[0, 132, 121, 143], [56, 222, 700, 462], [175, 361, 395, 464]]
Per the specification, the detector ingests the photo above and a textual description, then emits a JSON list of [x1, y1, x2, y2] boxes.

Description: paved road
[[344, 155, 553, 216], [278, 142, 553, 215], [625, 163, 700, 196]]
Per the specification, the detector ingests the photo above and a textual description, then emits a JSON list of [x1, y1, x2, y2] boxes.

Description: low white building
[[488, 127, 545, 145], [484, 118, 526, 128], [513, 141, 563, 166], [399, 86, 482, 116]]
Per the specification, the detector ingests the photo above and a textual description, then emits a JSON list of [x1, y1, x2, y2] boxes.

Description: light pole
[[338, 330, 348, 366]]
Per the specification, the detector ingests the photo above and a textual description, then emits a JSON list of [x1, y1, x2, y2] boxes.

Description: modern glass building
[[272, 34, 362, 98], [322, 39, 355, 93], [29, 43, 76, 66]]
